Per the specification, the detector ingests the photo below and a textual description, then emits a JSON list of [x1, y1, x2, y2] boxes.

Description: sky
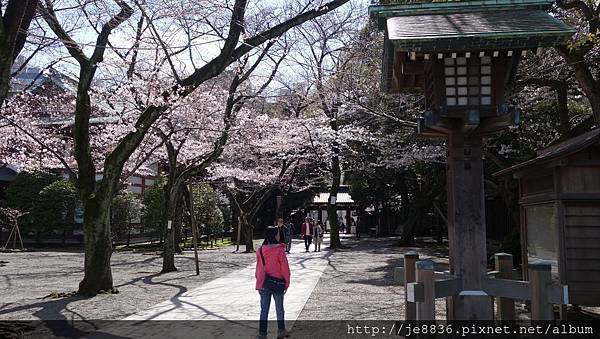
[[20, 0, 370, 96]]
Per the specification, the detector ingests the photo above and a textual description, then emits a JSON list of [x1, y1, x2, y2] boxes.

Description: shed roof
[[494, 128, 600, 177], [0, 165, 18, 183]]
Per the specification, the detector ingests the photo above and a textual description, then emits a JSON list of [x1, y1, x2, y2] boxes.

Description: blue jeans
[[259, 287, 285, 335]]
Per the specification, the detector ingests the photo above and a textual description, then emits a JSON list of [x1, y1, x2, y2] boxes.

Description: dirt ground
[[1, 235, 598, 325], [297, 235, 450, 320], [0, 246, 256, 321]]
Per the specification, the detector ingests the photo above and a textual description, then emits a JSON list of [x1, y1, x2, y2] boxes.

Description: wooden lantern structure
[[370, 0, 574, 320], [495, 128, 600, 306]]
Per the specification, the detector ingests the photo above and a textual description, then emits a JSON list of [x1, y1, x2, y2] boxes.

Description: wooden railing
[[394, 252, 568, 320]]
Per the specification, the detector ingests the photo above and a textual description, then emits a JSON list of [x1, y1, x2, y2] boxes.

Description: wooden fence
[[394, 252, 568, 321]]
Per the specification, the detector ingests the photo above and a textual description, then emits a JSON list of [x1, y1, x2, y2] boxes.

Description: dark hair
[[263, 226, 279, 245]]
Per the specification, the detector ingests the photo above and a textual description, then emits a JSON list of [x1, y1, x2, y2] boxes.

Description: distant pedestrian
[[275, 217, 286, 245], [313, 221, 323, 252], [283, 221, 293, 253], [256, 226, 291, 339], [300, 217, 313, 252]]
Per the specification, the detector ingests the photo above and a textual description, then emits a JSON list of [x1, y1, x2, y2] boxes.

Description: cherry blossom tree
[[148, 43, 287, 272], [208, 110, 368, 252], [6, 0, 352, 295]]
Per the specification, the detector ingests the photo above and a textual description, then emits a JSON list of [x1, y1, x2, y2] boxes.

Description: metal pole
[[188, 184, 200, 275]]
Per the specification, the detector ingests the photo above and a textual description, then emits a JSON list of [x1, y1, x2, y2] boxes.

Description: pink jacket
[[255, 243, 291, 291]]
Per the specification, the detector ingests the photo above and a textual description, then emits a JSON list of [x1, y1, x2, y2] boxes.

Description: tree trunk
[[0, 0, 37, 109], [400, 178, 409, 221], [436, 213, 443, 244], [555, 82, 571, 139], [244, 221, 255, 252], [556, 48, 600, 124], [400, 203, 420, 245], [174, 200, 183, 254], [161, 220, 176, 272], [161, 185, 181, 273], [78, 196, 114, 294]]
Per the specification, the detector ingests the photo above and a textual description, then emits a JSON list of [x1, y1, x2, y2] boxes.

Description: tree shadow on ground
[[0, 268, 193, 338], [0, 293, 95, 338], [338, 238, 448, 286]]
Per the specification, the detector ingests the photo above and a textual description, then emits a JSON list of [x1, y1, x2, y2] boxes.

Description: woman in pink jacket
[[255, 226, 291, 339]]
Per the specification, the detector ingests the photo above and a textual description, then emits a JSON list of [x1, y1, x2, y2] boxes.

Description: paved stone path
[[90, 237, 330, 338]]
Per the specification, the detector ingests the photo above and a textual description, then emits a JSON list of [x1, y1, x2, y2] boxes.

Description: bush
[[192, 184, 224, 239], [31, 179, 78, 240], [142, 177, 166, 237], [111, 190, 144, 245], [5, 170, 61, 234]]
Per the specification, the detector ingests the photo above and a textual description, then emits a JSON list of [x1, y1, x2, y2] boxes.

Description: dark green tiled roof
[[386, 9, 574, 51]]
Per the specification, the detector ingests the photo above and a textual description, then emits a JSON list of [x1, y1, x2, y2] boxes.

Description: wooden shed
[[495, 128, 600, 306]]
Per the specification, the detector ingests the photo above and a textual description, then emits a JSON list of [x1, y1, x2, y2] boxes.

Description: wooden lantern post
[[370, 0, 574, 320]]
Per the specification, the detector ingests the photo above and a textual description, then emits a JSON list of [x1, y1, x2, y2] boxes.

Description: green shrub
[[31, 179, 78, 239], [111, 190, 144, 244], [142, 177, 166, 236], [192, 184, 224, 238], [5, 170, 61, 233]]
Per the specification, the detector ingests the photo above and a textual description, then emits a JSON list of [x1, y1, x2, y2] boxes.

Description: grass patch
[[182, 237, 233, 250], [114, 237, 233, 252], [114, 242, 163, 252]]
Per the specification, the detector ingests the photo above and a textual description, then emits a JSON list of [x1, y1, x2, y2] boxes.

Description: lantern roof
[[370, 0, 574, 51]]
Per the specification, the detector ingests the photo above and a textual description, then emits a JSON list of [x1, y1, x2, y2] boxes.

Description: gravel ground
[[0, 244, 257, 321], [297, 235, 450, 320], [297, 235, 600, 321], [2, 235, 597, 327]]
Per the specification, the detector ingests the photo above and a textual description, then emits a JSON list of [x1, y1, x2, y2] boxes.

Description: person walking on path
[[300, 217, 313, 252], [283, 221, 293, 253], [255, 227, 291, 339], [313, 221, 323, 252], [275, 217, 286, 245]]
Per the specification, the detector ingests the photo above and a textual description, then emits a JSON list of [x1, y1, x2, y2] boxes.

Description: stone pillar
[[446, 131, 493, 320], [404, 252, 419, 320]]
